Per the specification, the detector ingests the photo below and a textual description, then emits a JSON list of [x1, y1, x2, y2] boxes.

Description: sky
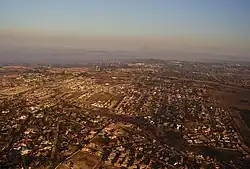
[[0, 0, 250, 63]]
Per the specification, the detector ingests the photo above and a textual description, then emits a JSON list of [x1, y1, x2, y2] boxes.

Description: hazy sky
[[0, 0, 250, 63]]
